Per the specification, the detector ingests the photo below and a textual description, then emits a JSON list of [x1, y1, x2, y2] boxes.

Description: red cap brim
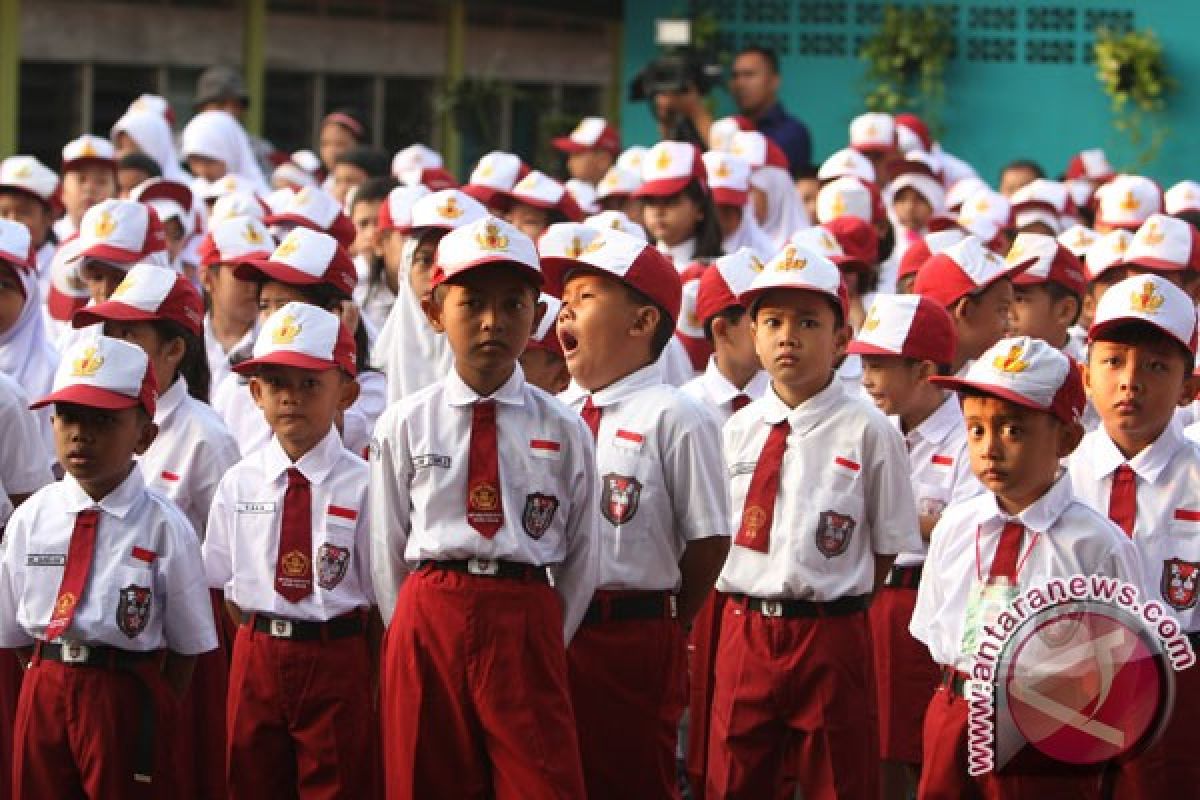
[[234, 258, 324, 286], [633, 177, 692, 199], [1122, 256, 1188, 273], [429, 256, 544, 291], [71, 301, 161, 330], [927, 377, 1048, 415], [233, 351, 343, 376], [73, 243, 141, 266], [31, 384, 142, 412], [711, 187, 749, 207], [552, 136, 588, 154]]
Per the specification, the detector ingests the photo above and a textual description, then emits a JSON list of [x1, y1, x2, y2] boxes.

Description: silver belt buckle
[[61, 643, 90, 664], [759, 600, 784, 618], [467, 558, 499, 576], [668, 595, 678, 619], [269, 619, 294, 638]]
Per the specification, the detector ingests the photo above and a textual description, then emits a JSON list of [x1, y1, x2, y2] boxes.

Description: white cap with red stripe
[[817, 176, 873, 224], [551, 228, 682, 323], [584, 211, 647, 241], [235, 301, 357, 377], [566, 180, 600, 216], [1090, 273, 1198, 354], [0, 219, 33, 270], [432, 216, 542, 290], [1096, 174, 1162, 230], [817, 148, 875, 183], [552, 117, 620, 154], [634, 141, 705, 198], [0, 156, 58, 205], [31, 333, 157, 415], [1165, 181, 1200, 216], [847, 294, 957, 366], [1085, 229, 1134, 281], [695, 247, 763, 323], [211, 191, 268, 224], [738, 243, 847, 317], [408, 189, 487, 232], [702, 151, 751, 207], [1058, 224, 1098, 257], [467, 151, 525, 195], [377, 184, 432, 233], [391, 144, 443, 179], [596, 166, 641, 199], [1123, 213, 1200, 272], [616, 146, 647, 174], [197, 216, 275, 267], [72, 199, 168, 268], [729, 131, 788, 171], [849, 112, 896, 153], [61, 135, 116, 171]]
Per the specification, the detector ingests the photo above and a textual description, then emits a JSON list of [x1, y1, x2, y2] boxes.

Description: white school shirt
[[138, 377, 241, 539], [560, 363, 730, 593], [369, 365, 599, 637], [203, 427, 374, 621], [0, 467, 217, 654], [659, 335, 698, 387], [893, 393, 984, 567], [910, 472, 1142, 673], [717, 378, 921, 600], [1069, 420, 1200, 633], [680, 358, 770, 426], [204, 314, 256, 390], [0, 371, 54, 505]]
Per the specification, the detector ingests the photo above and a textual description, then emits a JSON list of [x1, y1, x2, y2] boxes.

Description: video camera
[[628, 18, 722, 146]]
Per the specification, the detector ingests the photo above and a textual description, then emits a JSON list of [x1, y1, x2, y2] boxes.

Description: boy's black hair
[[1174, 210, 1200, 232], [118, 152, 162, 178], [794, 163, 818, 182], [749, 289, 845, 331], [619, 283, 675, 359], [335, 147, 390, 178], [350, 176, 398, 209], [954, 386, 1065, 426], [1044, 280, 1083, 326], [1000, 159, 1045, 181], [735, 45, 780, 74], [702, 306, 746, 345], [149, 319, 212, 404], [1088, 320, 1194, 373]]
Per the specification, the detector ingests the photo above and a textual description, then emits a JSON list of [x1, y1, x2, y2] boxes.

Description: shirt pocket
[[915, 481, 951, 517], [314, 528, 356, 594], [801, 485, 867, 566], [109, 565, 158, 642], [1159, 514, 1200, 619]]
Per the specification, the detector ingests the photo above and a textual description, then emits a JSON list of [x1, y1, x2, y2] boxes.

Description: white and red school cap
[[1095, 174, 1163, 231], [729, 131, 789, 171], [526, 293, 564, 356], [234, 301, 357, 377], [432, 215, 542, 290], [633, 141, 706, 198], [196, 216, 275, 267], [210, 190, 268, 224], [464, 151, 529, 207], [584, 211, 647, 241], [738, 242, 848, 317], [234, 227, 358, 298], [616, 146, 647, 174], [132, 178, 198, 237], [507, 171, 583, 221], [817, 148, 876, 184], [897, 229, 966, 283], [129, 93, 174, 125], [1066, 179, 1096, 212], [551, 228, 682, 323], [399, 166, 459, 192], [72, 199, 167, 267], [1090, 273, 1198, 354], [197, 173, 255, 202], [1123, 213, 1200, 273], [914, 235, 1034, 307], [956, 188, 1011, 231], [376, 184, 431, 234], [46, 236, 90, 321], [0, 219, 34, 272], [73, 262, 204, 337], [847, 294, 957, 365], [945, 177, 991, 212], [552, 117, 620, 155], [790, 226, 846, 264], [930, 336, 1084, 426], [1008, 232, 1087, 297], [1011, 179, 1076, 230], [708, 115, 754, 152], [885, 152, 946, 213], [1085, 229, 1134, 281], [1064, 149, 1115, 182], [1165, 181, 1200, 216], [895, 113, 933, 154], [0, 156, 59, 207], [61, 135, 116, 172], [537, 222, 602, 293], [695, 247, 763, 323], [263, 188, 295, 215], [677, 261, 710, 347], [596, 166, 641, 200], [816, 176, 875, 224], [1057, 224, 1098, 258], [391, 144, 443, 178], [265, 186, 356, 248], [849, 112, 896, 153], [566, 180, 600, 216], [31, 333, 157, 416], [824, 216, 879, 270], [702, 151, 751, 207], [407, 189, 487, 234]]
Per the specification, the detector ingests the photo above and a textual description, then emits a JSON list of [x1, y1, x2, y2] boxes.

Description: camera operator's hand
[[654, 85, 713, 145]]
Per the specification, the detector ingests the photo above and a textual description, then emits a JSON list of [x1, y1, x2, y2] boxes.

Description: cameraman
[[653, 84, 714, 149], [729, 46, 812, 177]]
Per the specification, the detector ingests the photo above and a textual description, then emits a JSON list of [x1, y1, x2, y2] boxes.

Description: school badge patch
[[316, 544, 351, 591], [116, 585, 152, 638], [1162, 558, 1200, 611], [601, 473, 641, 526], [522, 493, 560, 540], [815, 510, 855, 558]]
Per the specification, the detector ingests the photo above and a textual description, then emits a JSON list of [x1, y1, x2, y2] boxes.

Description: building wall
[[621, 0, 1200, 185]]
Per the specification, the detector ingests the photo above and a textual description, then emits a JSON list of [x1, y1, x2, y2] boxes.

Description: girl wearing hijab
[[730, 130, 810, 250], [112, 96, 189, 183], [181, 109, 268, 192]]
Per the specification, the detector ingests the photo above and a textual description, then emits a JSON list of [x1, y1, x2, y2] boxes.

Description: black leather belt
[[35, 641, 162, 668], [731, 593, 870, 618], [248, 611, 365, 641], [582, 591, 677, 625], [417, 558, 551, 584], [884, 564, 923, 590]]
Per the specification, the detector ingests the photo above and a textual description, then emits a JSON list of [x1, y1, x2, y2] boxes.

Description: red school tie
[[45, 509, 100, 641], [989, 521, 1025, 582], [275, 468, 314, 603], [466, 400, 503, 538], [1108, 464, 1137, 538], [581, 396, 602, 441], [731, 394, 752, 412], [734, 421, 790, 554]]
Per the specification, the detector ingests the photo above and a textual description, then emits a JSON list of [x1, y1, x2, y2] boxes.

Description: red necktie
[[45, 509, 99, 641], [735, 421, 790, 553], [732, 394, 751, 412], [466, 400, 503, 538], [1108, 464, 1137, 538], [989, 521, 1025, 581], [275, 468, 313, 603], [581, 397, 602, 441]]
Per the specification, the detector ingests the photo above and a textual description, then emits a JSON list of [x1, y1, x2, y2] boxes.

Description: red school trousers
[[706, 602, 878, 800], [0, 651, 21, 794], [177, 590, 229, 800], [686, 589, 728, 800], [381, 566, 585, 800], [868, 583, 940, 765], [225, 619, 376, 800]]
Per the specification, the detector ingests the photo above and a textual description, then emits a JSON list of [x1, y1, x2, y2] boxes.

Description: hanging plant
[[1094, 28, 1173, 167], [433, 77, 516, 152], [859, 5, 954, 130]]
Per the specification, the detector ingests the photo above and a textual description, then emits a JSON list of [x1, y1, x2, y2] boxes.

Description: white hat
[[1096, 175, 1162, 230], [885, 154, 946, 214], [72, 262, 205, 337], [709, 116, 746, 152], [694, 247, 764, 323], [728, 131, 788, 171], [0, 156, 58, 205], [1091, 273, 1197, 354], [816, 176, 873, 224], [233, 226, 357, 298], [849, 112, 896, 153], [1085, 230, 1134, 281], [265, 185, 355, 248], [391, 144, 443, 179], [847, 294, 958, 365], [197, 216, 274, 267], [433, 215, 541, 289], [789, 227, 846, 262], [817, 148, 875, 184], [73, 199, 168, 268], [376, 184, 431, 233], [1123, 213, 1200, 273], [914, 236, 1034, 307], [235, 301, 357, 377], [210, 190, 267, 223], [0, 218, 33, 271], [1165, 181, 1200, 216], [635, 141, 705, 198], [615, 146, 647, 174], [552, 117, 620, 154], [537, 223, 602, 276], [32, 333, 157, 415], [408, 189, 487, 233], [565, 179, 600, 215], [467, 151, 524, 193], [702, 151, 751, 206], [197, 173, 256, 202], [583, 211, 647, 241], [46, 236, 91, 321], [946, 177, 991, 212], [738, 243, 847, 316], [596, 166, 641, 200], [1057, 224, 1098, 257], [61, 135, 116, 171]]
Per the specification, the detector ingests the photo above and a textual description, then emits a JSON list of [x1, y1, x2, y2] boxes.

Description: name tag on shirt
[[729, 462, 757, 477], [236, 502, 277, 514], [411, 454, 452, 470], [27, 553, 66, 567]]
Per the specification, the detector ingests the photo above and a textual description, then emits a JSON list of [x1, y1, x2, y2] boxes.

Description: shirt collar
[[657, 238, 695, 266], [699, 358, 769, 405], [443, 364, 527, 408], [260, 426, 344, 486], [61, 464, 146, 519], [759, 375, 844, 434], [588, 362, 664, 408], [154, 377, 188, 425], [981, 469, 1074, 533], [1090, 418, 1187, 484], [908, 392, 962, 446]]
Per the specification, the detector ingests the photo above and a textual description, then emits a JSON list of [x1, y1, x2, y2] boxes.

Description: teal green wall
[[620, 1, 1200, 186]]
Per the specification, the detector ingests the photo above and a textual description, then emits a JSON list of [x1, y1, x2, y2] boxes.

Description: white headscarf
[[751, 165, 810, 250], [111, 109, 187, 182], [181, 111, 267, 191], [0, 263, 58, 407], [722, 205, 775, 260], [371, 236, 453, 404]]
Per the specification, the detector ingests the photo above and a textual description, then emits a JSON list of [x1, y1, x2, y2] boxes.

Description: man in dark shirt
[[729, 46, 812, 178]]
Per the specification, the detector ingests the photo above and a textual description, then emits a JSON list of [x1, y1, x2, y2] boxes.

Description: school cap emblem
[[830, 192, 847, 218], [243, 222, 264, 245], [1005, 241, 1026, 265], [271, 313, 302, 344], [1120, 190, 1139, 212], [655, 148, 672, 171], [514, 173, 538, 193], [477, 161, 495, 179], [316, 544, 350, 590], [1072, 229, 1094, 248], [566, 236, 585, 259], [1162, 558, 1200, 611], [582, 236, 607, 255], [601, 172, 619, 189], [749, 254, 765, 273], [992, 343, 1030, 373], [274, 231, 302, 259], [110, 276, 135, 299], [715, 160, 731, 179], [475, 222, 509, 252], [294, 187, 313, 206], [1130, 280, 1164, 313], [1140, 220, 1165, 246], [862, 306, 881, 332], [11, 163, 31, 179], [72, 346, 105, 377], [776, 246, 807, 272], [116, 585, 152, 638], [437, 196, 463, 219], [91, 210, 117, 240], [79, 140, 97, 158], [601, 473, 641, 526], [815, 510, 855, 558]]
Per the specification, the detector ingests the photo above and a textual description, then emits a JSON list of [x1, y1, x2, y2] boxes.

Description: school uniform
[[708, 377, 919, 800], [204, 314, 256, 390], [204, 426, 376, 800], [680, 357, 769, 426], [370, 363, 598, 800], [560, 362, 729, 800], [1069, 419, 1200, 797], [0, 467, 218, 799]]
